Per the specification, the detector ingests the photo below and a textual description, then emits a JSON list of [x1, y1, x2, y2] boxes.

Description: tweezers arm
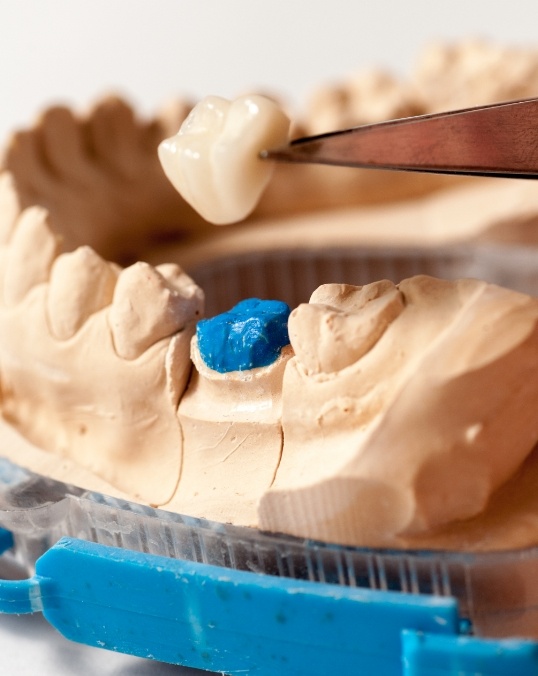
[[265, 98, 538, 178]]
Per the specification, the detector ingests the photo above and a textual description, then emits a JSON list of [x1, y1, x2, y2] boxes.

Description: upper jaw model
[[4, 40, 538, 550]]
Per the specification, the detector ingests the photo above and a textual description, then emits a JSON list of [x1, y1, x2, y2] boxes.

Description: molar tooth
[[3, 206, 62, 306], [158, 94, 290, 224], [109, 261, 203, 360], [0, 172, 22, 244], [46, 246, 119, 340], [289, 281, 404, 373]]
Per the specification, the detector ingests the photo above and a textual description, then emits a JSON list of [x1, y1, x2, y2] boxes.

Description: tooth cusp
[[47, 246, 118, 340], [3, 206, 61, 306], [0, 172, 22, 244], [290, 281, 405, 374], [155, 262, 205, 318], [196, 298, 291, 373], [109, 261, 202, 360], [158, 94, 290, 225]]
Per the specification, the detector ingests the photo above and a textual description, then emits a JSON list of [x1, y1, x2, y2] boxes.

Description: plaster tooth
[[3, 129, 59, 199], [109, 261, 203, 360], [37, 106, 97, 186], [3, 206, 62, 306], [0, 172, 22, 244], [87, 97, 142, 179], [46, 246, 119, 340], [155, 262, 205, 312], [289, 281, 404, 373]]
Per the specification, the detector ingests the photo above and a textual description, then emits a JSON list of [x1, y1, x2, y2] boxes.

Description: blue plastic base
[[0, 536, 536, 675]]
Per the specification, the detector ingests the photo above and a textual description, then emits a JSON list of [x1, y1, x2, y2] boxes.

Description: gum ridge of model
[[158, 95, 291, 224], [196, 298, 291, 372], [258, 277, 538, 548], [169, 300, 293, 525]]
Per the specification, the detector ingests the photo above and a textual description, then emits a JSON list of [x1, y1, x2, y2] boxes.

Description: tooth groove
[[46, 246, 118, 340], [0, 172, 22, 244], [109, 261, 203, 360], [3, 206, 62, 306]]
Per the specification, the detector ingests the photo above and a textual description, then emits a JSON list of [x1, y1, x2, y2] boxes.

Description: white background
[[1, 1, 538, 674], [2, 0, 538, 139]]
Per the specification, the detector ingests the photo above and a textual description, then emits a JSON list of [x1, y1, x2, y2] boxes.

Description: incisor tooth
[[0, 172, 22, 244], [289, 281, 404, 373], [109, 261, 203, 360], [3, 206, 62, 306], [47, 246, 118, 340]]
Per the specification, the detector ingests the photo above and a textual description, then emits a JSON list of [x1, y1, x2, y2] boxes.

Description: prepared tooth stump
[[5, 42, 538, 551]]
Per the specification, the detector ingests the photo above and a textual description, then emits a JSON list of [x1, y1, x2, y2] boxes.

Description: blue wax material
[[197, 298, 291, 373]]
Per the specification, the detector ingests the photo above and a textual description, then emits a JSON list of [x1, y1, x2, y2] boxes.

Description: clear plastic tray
[[1, 457, 538, 641]]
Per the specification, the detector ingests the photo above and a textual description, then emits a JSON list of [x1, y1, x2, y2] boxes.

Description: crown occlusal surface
[[158, 95, 290, 225]]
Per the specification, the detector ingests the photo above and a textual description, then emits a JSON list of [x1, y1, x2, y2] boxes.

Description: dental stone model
[[0, 179, 204, 505], [3, 41, 538, 551], [158, 95, 291, 224], [171, 299, 292, 525], [259, 277, 538, 548]]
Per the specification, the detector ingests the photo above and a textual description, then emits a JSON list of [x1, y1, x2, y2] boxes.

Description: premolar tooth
[[46, 246, 118, 340], [109, 261, 203, 360], [3, 206, 62, 306], [0, 172, 22, 244], [289, 281, 404, 373], [158, 94, 290, 224]]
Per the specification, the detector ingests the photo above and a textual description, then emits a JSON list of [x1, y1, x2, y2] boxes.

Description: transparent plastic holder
[[0, 456, 538, 640]]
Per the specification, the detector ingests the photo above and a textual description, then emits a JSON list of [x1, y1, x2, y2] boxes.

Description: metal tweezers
[[262, 97, 538, 179]]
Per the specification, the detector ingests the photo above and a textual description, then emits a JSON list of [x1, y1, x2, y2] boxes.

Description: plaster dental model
[[171, 299, 292, 525], [0, 189, 204, 505], [158, 95, 291, 224], [259, 277, 538, 548], [3, 41, 538, 552]]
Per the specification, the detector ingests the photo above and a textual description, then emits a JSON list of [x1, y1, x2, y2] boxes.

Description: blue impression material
[[197, 298, 291, 373]]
